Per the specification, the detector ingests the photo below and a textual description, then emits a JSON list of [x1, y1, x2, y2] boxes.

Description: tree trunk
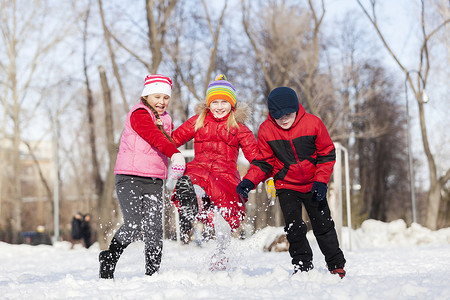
[[11, 113, 22, 243], [426, 182, 441, 229], [11, 51, 22, 243], [97, 66, 118, 249]]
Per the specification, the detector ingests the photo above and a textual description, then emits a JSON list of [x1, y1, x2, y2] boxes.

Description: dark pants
[[114, 174, 164, 249], [278, 189, 346, 271]]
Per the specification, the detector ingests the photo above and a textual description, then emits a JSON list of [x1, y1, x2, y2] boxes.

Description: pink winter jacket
[[114, 102, 173, 179]]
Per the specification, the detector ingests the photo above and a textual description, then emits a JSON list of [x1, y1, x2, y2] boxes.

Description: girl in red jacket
[[99, 74, 186, 279], [237, 87, 346, 278], [171, 74, 258, 271]]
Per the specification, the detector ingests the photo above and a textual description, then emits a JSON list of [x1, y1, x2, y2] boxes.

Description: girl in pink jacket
[[99, 74, 186, 279]]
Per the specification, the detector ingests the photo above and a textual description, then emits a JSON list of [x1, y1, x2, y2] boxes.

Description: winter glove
[[168, 152, 186, 180], [311, 181, 328, 201], [265, 178, 277, 206], [236, 179, 255, 199]]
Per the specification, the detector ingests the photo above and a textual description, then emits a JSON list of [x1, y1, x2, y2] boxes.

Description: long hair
[[194, 108, 238, 131], [141, 97, 174, 143]]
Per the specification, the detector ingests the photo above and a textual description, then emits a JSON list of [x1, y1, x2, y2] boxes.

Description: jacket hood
[[194, 102, 252, 124]]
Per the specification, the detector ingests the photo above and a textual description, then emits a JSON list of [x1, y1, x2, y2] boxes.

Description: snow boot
[[292, 262, 314, 275], [99, 237, 129, 279], [145, 246, 162, 276], [179, 212, 193, 245], [331, 268, 346, 278], [175, 175, 198, 222], [209, 253, 229, 272]]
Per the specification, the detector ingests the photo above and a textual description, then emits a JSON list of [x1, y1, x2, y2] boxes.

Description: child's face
[[145, 93, 171, 114], [209, 99, 232, 119], [274, 112, 296, 129]]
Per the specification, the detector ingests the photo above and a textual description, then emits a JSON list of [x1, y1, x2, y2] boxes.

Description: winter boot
[[330, 268, 346, 278], [175, 175, 198, 222], [99, 237, 129, 279], [145, 246, 162, 276], [292, 262, 314, 275], [209, 253, 229, 272], [179, 213, 192, 245]]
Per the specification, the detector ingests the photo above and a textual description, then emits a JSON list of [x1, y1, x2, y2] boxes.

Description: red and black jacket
[[244, 103, 335, 193]]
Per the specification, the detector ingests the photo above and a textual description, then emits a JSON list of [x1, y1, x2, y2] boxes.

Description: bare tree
[[98, 0, 129, 114], [357, 0, 450, 229], [241, 0, 311, 92], [81, 4, 104, 204], [0, 0, 69, 242], [167, 0, 229, 122], [102, 0, 178, 75], [352, 63, 409, 222], [97, 66, 118, 249]]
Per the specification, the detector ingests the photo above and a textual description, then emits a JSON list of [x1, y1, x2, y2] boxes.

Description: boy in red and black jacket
[[237, 87, 346, 278]]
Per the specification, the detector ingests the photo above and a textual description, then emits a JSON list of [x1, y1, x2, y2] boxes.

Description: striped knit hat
[[206, 74, 237, 108], [141, 74, 173, 97]]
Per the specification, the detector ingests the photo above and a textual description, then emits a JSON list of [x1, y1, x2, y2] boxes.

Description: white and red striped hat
[[141, 74, 173, 97]]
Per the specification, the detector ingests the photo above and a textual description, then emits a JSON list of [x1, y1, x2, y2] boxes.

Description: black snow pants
[[278, 188, 346, 271]]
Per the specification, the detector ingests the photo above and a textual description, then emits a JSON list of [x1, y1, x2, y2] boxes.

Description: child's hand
[[169, 153, 186, 180], [236, 179, 255, 198], [311, 181, 328, 201]]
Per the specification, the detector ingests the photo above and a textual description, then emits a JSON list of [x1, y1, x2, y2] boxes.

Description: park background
[[0, 0, 449, 251]]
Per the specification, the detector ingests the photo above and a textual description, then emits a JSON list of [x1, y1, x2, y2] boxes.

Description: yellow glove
[[265, 178, 277, 205]]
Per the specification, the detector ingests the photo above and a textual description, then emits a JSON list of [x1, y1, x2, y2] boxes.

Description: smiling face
[[209, 99, 232, 119], [274, 112, 296, 129], [144, 93, 171, 114]]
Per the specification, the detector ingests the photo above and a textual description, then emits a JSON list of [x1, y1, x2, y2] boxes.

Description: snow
[[1, 219, 450, 300]]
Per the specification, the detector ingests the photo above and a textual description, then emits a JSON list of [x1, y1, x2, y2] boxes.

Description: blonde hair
[[141, 97, 174, 143], [194, 108, 239, 131]]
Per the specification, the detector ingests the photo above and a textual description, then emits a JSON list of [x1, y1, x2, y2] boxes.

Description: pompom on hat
[[206, 74, 237, 108], [141, 74, 173, 97], [267, 87, 299, 119]]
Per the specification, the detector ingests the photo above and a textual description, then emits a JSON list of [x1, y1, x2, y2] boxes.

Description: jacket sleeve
[[243, 123, 276, 186], [130, 109, 179, 158], [172, 115, 198, 147], [314, 117, 336, 184], [237, 124, 259, 163]]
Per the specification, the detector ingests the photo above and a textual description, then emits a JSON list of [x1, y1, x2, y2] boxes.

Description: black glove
[[236, 179, 255, 198], [311, 181, 328, 201]]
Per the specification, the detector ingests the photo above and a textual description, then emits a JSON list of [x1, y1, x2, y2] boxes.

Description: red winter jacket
[[244, 103, 335, 193], [172, 104, 258, 230]]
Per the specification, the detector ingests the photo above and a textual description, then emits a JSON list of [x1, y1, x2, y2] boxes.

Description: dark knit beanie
[[267, 87, 299, 119]]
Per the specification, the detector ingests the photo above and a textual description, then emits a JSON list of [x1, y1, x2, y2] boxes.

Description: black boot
[[99, 237, 129, 279], [179, 212, 193, 244], [292, 262, 314, 275], [175, 175, 198, 222], [145, 246, 162, 276]]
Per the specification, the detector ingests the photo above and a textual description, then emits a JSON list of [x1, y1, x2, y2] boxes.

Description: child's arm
[[172, 115, 198, 147], [313, 118, 336, 184], [243, 125, 276, 185], [131, 109, 179, 158], [237, 126, 275, 198], [237, 124, 259, 163]]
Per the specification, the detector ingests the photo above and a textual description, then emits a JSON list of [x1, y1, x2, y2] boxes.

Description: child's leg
[[175, 175, 199, 222], [141, 179, 164, 276], [210, 210, 231, 271], [114, 175, 148, 243], [278, 189, 313, 272], [100, 174, 148, 279], [214, 210, 231, 254], [303, 193, 346, 271]]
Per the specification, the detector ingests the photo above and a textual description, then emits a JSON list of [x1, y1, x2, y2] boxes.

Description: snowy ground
[[1, 219, 450, 300]]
